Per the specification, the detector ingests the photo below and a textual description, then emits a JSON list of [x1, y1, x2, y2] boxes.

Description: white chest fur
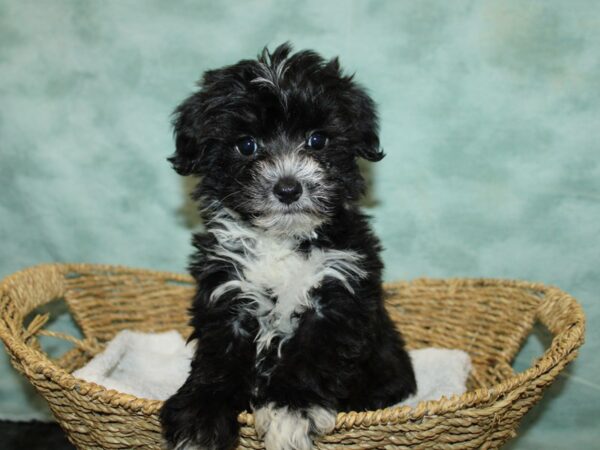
[[206, 217, 366, 355]]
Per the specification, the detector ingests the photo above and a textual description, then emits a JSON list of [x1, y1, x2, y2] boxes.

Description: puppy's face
[[170, 44, 383, 236]]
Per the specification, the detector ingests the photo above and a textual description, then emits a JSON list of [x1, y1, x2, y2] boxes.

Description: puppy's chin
[[252, 211, 324, 238]]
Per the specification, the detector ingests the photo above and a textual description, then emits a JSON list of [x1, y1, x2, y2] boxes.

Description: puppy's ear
[[348, 85, 384, 162], [168, 95, 209, 176]]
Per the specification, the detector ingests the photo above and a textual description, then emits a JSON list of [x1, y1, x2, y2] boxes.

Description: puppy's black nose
[[273, 177, 302, 204]]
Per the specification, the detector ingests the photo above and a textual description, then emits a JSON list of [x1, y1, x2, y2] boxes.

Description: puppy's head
[[170, 43, 383, 236]]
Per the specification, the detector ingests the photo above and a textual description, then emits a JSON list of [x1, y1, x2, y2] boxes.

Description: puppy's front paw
[[161, 393, 239, 450], [254, 403, 336, 450]]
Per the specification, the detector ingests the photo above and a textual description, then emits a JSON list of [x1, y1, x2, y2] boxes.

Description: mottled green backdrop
[[1, 1, 598, 448]]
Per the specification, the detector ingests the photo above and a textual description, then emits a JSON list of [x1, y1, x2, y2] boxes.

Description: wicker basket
[[0, 263, 585, 449]]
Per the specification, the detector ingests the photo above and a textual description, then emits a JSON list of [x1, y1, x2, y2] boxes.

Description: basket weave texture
[[0, 263, 585, 450]]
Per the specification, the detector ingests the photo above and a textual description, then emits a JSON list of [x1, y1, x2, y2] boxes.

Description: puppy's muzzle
[[273, 177, 302, 204]]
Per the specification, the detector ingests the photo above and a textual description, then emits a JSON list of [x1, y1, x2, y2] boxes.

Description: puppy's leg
[[251, 288, 356, 449], [254, 403, 336, 450], [161, 283, 254, 450], [160, 352, 244, 450]]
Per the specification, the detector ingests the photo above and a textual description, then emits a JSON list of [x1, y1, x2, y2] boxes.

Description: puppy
[[160, 44, 416, 450]]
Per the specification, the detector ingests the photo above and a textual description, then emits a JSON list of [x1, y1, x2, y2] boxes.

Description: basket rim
[[0, 263, 586, 430]]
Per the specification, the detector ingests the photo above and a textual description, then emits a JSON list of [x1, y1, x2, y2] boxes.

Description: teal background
[[1, 0, 598, 448]]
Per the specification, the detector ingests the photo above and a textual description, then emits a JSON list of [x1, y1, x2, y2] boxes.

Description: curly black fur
[[160, 43, 416, 450]]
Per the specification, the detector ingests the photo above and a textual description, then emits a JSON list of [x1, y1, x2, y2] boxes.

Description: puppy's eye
[[235, 136, 258, 156], [306, 132, 328, 150]]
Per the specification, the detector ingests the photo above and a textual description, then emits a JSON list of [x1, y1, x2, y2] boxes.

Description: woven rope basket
[[0, 263, 585, 449]]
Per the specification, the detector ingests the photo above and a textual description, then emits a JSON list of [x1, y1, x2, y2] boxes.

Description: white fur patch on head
[[207, 214, 366, 356], [252, 57, 289, 90], [254, 403, 336, 450], [251, 53, 290, 111]]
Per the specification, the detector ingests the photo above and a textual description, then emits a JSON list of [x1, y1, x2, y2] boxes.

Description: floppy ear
[[167, 94, 209, 176], [324, 57, 383, 162], [349, 86, 384, 162]]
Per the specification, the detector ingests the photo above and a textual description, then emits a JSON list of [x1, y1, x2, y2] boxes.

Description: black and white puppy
[[160, 43, 416, 450]]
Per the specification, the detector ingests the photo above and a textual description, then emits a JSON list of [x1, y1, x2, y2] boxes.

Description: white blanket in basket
[[73, 330, 472, 407]]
